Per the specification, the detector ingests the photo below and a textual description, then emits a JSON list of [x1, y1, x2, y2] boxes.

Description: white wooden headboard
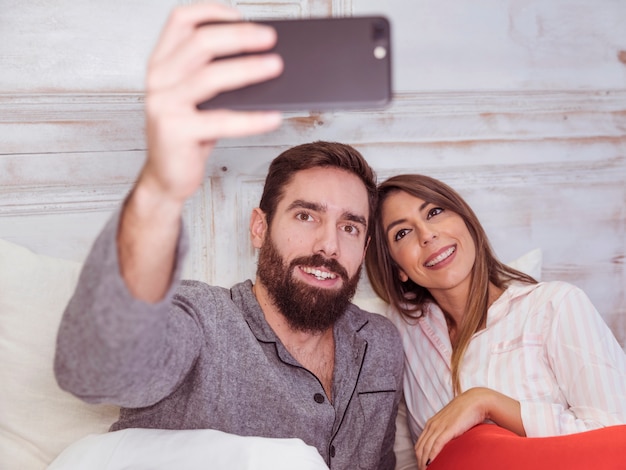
[[1, 0, 625, 346]]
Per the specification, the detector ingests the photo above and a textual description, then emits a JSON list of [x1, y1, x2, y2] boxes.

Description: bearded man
[[54, 139, 403, 470], [53, 6, 402, 469]]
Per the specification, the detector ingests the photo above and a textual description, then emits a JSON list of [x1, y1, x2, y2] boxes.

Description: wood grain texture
[[0, 0, 624, 346]]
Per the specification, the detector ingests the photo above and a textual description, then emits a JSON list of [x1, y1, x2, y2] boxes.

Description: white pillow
[[0, 239, 119, 470], [506, 248, 542, 282], [48, 428, 329, 470]]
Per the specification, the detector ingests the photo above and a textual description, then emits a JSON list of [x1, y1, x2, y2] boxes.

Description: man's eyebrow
[[286, 199, 324, 212], [344, 212, 367, 228], [286, 199, 367, 227]]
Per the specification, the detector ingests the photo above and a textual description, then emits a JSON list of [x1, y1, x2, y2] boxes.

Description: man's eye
[[343, 224, 360, 235], [394, 228, 410, 241], [296, 212, 313, 222]]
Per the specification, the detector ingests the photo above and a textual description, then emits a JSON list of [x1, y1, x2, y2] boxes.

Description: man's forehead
[[280, 168, 369, 218]]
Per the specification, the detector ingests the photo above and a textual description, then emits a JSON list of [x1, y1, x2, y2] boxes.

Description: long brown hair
[[365, 174, 536, 395]]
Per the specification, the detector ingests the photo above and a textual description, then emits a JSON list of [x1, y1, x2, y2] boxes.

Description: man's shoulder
[[172, 280, 252, 311], [176, 279, 230, 299]]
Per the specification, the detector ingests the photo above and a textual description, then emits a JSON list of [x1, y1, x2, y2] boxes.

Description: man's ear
[[250, 208, 268, 249]]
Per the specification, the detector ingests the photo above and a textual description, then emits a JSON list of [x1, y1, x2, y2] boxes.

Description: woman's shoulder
[[507, 279, 584, 303], [503, 281, 596, 324]]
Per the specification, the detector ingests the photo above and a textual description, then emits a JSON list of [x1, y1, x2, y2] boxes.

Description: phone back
[[197, 16, 392, 112]]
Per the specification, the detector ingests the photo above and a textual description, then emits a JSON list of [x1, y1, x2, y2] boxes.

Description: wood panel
[[0, 0, 624, 346]]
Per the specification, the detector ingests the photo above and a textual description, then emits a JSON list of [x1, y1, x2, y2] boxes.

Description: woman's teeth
[[426, 246, 456, 267]]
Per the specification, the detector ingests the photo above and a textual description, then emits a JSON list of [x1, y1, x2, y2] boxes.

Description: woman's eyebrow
[[384, 201, 430, 235], [385, 218, 406, 236]]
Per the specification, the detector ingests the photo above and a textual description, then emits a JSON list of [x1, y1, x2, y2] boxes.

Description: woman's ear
[[397, 268, 409, 283], [250, 208, 268, 249]]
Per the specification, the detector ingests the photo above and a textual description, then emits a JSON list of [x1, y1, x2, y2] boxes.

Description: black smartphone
[[197, 16, 392, 112]]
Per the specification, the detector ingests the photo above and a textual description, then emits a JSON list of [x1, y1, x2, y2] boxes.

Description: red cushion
[[429, 424, 626, 470]]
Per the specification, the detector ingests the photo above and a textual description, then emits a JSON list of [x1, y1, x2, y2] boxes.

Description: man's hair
[[259, 141, 377, 238]]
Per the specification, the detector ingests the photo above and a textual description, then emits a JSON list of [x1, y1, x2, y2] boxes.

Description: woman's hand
[[415, 387, 524, 469]]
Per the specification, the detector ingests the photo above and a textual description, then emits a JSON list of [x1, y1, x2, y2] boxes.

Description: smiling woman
[[365, 173, 626, 470]]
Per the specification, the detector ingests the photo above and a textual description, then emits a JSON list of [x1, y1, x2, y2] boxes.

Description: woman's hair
[[259, 141, 378, 239], [365, 174, 537, 395]]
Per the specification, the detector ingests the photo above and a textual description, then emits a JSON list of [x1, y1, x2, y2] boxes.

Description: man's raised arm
[[118, 3, 283, 302]]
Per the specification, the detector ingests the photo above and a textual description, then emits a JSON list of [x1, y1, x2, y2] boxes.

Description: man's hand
[[119, 3, 284, 303], [140, 2, 284, 205]]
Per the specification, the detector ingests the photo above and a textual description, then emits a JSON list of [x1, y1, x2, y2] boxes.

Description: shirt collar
[[486, 281, 541, 326]]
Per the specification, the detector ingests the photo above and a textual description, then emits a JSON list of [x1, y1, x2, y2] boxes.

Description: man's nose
[[313, 223, 339, 258]]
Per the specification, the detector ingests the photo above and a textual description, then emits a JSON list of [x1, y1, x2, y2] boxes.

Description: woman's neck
[[432, 282, 505, 342]]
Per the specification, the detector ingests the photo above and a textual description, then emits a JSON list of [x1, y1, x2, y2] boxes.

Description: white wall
[[1, 0, 625, 345]]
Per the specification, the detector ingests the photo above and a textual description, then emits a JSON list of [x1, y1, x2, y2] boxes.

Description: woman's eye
[[427, 207, 444, 219], [394, 228, 410, 241]]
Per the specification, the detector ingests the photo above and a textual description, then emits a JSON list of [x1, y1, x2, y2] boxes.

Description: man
[[54, 3, 403, 470]]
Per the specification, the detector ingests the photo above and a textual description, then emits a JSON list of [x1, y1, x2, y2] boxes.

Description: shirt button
[[314, 393, 325, 404], [330, 445, 336, 458]]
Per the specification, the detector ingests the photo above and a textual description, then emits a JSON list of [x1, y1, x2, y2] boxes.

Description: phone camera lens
[[372, 20, 386, 41]]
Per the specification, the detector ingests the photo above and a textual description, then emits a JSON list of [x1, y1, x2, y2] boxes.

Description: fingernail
[[264, 54, 283, 72], [256, 24, 277, 42], [426, 459, 431, 466]]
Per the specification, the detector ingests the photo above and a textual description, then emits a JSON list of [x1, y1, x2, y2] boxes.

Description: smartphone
[[196, 16, 392, 112]]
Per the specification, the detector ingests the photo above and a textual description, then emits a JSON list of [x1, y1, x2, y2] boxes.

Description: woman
[[365, 174, 626, 470]]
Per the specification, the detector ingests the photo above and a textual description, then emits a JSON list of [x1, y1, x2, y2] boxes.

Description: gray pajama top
[[54, 212, 404, 470]]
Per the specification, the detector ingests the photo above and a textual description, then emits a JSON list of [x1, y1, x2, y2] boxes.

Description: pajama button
[[314, 393, 325, 403]]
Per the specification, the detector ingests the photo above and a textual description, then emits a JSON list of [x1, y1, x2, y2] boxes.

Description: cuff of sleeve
[[520, 400, 560, 437]]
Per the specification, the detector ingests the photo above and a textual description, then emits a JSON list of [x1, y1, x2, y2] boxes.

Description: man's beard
[[256, 237, 362, 333]]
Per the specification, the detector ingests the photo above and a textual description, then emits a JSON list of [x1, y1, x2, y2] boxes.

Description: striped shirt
[[388, 281, 626, 440]]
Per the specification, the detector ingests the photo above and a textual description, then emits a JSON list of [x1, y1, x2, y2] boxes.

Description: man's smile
[[300, 266, 338, 280]]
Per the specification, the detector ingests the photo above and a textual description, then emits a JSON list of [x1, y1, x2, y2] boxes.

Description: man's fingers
[[149, 22, 278, 91], [179, 53, 283, 105], [150, 3, 241, 63], [146, 53, 283, 124]]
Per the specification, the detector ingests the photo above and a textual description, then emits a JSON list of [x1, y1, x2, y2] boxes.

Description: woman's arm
[[521, 283, 626, 436], [414, 387, 525, 470]]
